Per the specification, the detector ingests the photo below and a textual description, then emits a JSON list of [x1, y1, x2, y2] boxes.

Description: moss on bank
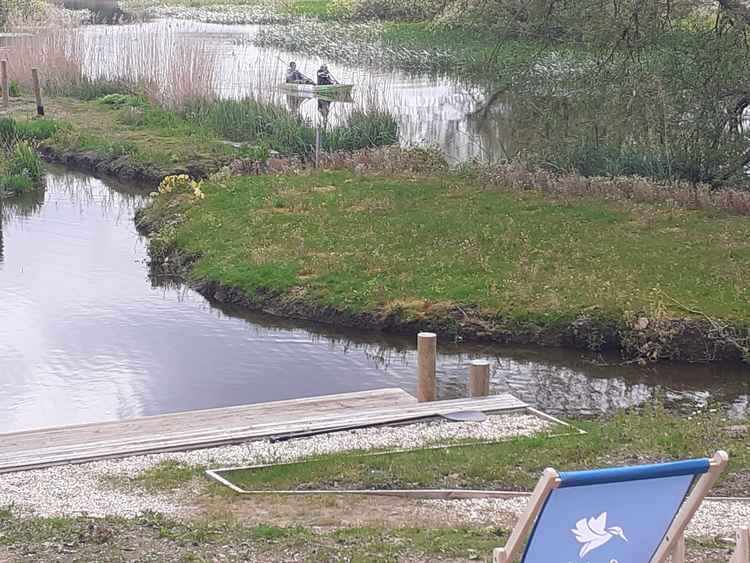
[[138, 167, 750, 363]]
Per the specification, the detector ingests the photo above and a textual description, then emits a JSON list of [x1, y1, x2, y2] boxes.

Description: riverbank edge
[[37, 144, 219, 185], [134, 202, 749, 365]]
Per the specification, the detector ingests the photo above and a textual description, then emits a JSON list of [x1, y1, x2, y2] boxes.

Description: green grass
[[182, 98, 398, 156], [150, 169, 750, 324], [381, 22, 543, 74], [218, 406, 750, 496], [287, 0, 332, 17], [0, 506, 510, 561]]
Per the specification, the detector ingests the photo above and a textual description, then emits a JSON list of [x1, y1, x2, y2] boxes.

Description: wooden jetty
[[0, 389, 528, 474]]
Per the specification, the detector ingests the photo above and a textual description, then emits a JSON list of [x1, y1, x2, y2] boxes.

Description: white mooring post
[[469, 360, 490, 397], [417, 332, 437, 402]]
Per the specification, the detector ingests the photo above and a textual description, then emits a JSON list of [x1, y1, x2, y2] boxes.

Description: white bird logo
[[571, 512, 628, 558]]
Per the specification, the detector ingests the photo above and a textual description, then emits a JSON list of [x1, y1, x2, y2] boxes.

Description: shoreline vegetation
[[0, 1, 748, 363], [136, 158, 750, 365]]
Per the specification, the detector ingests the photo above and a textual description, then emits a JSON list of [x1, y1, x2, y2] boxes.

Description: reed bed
[[2, 23, 218, 107]]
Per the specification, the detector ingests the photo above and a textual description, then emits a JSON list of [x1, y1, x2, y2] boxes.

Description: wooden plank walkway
[[0, 389, 527, 474]]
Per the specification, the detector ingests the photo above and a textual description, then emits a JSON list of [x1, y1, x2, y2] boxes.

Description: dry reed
[[0, 22, 218, 107]]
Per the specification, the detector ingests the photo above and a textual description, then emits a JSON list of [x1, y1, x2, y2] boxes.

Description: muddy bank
[[38, 145, 218, 185], [134, 207, 749, 365]]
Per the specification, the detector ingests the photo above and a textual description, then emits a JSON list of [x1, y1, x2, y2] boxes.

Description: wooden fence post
[[1, 60, 8, 109], [469, 360, 490, 397], [417, 332, 437, 402], [31, 68, 44, 116]]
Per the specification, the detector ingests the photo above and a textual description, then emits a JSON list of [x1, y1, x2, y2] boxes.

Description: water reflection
[[0, 169, 748, 433], [66, 20, 509, 163]]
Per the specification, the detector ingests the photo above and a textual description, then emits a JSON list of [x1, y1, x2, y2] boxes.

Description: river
[[0, 169, 748, 433]]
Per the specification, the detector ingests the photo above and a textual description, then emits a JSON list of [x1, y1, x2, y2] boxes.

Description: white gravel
[[418, 497, 750, 538], [0, 414, 549, 518]]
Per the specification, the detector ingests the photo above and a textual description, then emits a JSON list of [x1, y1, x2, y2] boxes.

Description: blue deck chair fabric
[[493, 452, 728, 563], [522, 459, 709, 562]]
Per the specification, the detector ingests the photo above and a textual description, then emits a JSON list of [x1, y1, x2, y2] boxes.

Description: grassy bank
[[218, 407, 750, 496], [3, 91, 397, 181], [0, 510, 509, 562], [0, 117, 53, 196], [140, 166, 750, 362]]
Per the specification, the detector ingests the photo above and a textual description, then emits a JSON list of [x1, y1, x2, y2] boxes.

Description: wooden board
[[0, 390, 526, 474]]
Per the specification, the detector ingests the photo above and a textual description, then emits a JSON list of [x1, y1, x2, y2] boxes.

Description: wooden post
[[31, 68, 44, 116], [1, 60, 8, 109], [417, 332, 437, 402], [469, 360, 490, 397], [314, 126, 320, 168], [730, 527, 750, 563]]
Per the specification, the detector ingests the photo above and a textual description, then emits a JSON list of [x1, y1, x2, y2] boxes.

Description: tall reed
[[1, 22, 218, 107]]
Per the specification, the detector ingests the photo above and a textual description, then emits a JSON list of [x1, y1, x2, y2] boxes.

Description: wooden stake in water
[[469, 360, 490, 397], [1, 60, 8, 109], [31, 68, 44, 116], [417, 332, 437, 402]]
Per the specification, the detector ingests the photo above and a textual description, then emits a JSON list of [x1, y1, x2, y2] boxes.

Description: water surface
[[1, 170, 748, 433]]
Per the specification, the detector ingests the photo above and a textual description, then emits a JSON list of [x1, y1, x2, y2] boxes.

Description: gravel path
[[418, 497, 750, 538], [0, 414, 549, 518]]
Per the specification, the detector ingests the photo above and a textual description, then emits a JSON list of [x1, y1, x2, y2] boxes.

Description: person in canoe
[[286, 62, 314, 85], [316, 64, 338, 86]]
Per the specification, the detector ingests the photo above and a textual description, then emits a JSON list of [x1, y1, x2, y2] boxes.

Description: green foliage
[[8, 142, 43, 181], [145, 170, 750, 322], [288, 0, 333, 18], [55, 78, 134, 101], [329, 0, 441, 21], [0, 118, 17, 152], [324, 110, 398, 152], [180, 97, 398, 156], [0, 174, 33, 193], [97, 93, 147, 109], [15, 119, 61, 142], [0, 0, 48, 27], [222, 405, 749, 496], [0, 80, 22, 99]]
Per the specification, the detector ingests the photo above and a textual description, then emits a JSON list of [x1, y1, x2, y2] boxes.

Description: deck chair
[[493, 450, 728, 563], [729, 527, 749, 563]]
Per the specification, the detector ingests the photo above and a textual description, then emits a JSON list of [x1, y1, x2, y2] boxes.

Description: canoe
[[279, 83, 354, 97]]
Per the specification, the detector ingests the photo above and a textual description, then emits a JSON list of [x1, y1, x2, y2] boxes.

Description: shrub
[[0, 174, 34, 193], [8, 142, 43, 181], [329, 0, 441, 21], [9, 80, 21, 97]]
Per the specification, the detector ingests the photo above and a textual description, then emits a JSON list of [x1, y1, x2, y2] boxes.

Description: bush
[[0, 174, 33, 193], [329, 0, 441, 21], [8, 141, 43, 181]]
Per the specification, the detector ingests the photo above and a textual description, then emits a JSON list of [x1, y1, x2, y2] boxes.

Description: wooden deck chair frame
[[493, 450, 729, 563], [729, 527, 750, 563]]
